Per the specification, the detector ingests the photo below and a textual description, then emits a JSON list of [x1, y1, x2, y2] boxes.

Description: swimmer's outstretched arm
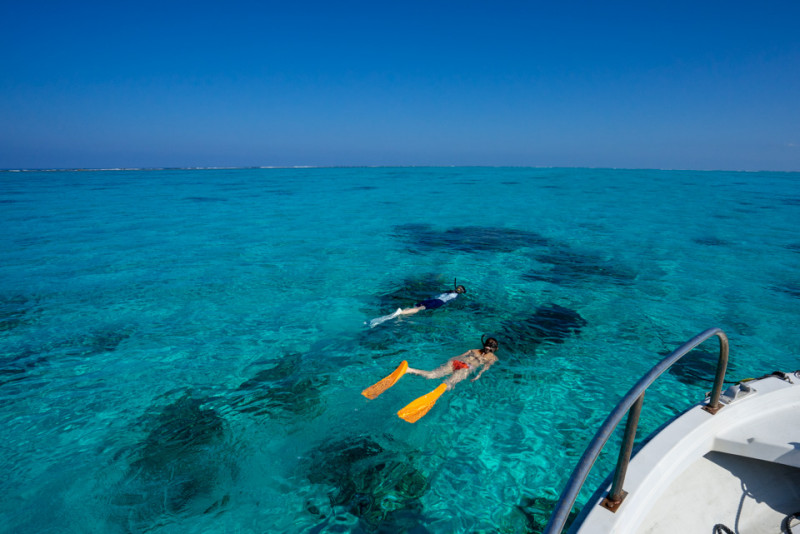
[[471, 360, 495, 382]]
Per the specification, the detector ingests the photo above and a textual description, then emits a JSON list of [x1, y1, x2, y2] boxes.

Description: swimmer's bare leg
[[407, 361, 452, 379], [368, 305, 424, 328], [397, 305, 425, 316], [444, 368, 470, 390]]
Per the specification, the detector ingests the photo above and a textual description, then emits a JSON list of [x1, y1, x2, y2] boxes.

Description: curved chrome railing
[[544, 327, 729, 534]]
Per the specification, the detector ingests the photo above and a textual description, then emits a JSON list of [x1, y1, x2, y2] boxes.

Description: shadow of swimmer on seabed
[[362, 336, 499, 423]]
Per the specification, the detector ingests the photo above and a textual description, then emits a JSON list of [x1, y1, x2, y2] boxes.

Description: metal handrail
[[543, 327, 729, 534]]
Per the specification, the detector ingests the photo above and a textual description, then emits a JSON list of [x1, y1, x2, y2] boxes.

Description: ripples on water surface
[[1, 167, 798, 533]]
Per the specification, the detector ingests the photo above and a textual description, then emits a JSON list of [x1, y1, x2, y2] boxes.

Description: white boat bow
[[545, 328, 800, 534]]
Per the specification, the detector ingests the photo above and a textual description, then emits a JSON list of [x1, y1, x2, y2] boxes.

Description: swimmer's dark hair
[[481, 335, 499, 353]]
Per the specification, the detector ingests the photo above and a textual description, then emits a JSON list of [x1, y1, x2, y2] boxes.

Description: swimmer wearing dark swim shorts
[[367, 280, 466, 328], [397, 284, 466, 317], [407, 336, 499, 391]]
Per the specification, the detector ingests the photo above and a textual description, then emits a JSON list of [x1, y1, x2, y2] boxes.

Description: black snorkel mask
[[454, 278, 466, 294]]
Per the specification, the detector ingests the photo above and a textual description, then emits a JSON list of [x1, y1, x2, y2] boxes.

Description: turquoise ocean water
[[1, 167, 798, 533]]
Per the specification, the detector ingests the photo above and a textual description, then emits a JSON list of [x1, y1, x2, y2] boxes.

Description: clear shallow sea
[[1, 167, 798, 533]]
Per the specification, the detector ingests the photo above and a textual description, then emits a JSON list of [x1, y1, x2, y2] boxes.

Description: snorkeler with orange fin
[[361, 336, 499, 423], [367, 279, 466, 328]]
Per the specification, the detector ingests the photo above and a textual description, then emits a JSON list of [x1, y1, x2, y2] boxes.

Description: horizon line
[[2, 165, 798, 174]]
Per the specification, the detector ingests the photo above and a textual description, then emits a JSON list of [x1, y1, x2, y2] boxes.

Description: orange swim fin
[[397, 383, 448, 423], [361, 361, 409, 400]]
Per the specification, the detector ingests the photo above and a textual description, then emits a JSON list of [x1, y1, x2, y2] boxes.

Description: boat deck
[[641, 451, 800, 533]]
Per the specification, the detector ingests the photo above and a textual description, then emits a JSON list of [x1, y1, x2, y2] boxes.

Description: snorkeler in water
[[368, 279, 466, 328], [406, 336, 498, 390], [361, 336, 500, 423]]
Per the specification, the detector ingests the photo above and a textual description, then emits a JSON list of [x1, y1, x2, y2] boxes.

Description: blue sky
[[2, 1, 799, 170]]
